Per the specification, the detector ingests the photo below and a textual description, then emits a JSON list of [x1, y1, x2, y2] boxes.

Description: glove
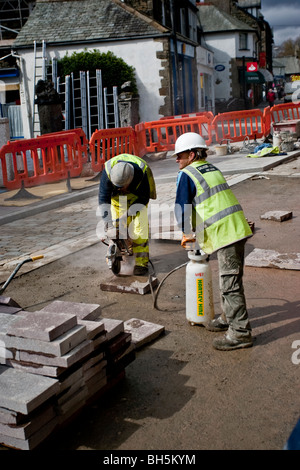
[[181, 234, 196, 250], [106, 226, 118, 239]]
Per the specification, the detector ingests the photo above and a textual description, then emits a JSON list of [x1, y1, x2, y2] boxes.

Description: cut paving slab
[[124, 318, 165, 349], [245, 248, 300, 270], [100, 275, 158, 295], [260, 210, 293, 222]]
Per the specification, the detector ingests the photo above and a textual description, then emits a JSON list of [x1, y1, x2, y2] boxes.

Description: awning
[[259, 68, 274, 82], [245, 71, 265, 84]]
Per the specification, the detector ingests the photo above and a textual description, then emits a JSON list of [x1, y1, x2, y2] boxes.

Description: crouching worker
[[173, 132, 253, 351], [98, 154, 156, 276]]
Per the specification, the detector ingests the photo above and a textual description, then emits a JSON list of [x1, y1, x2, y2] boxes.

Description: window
[[239, 33, 248, 50]]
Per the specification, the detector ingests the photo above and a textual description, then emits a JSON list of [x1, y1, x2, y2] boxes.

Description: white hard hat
[[110, 161, 134, 187], [173, 132, 208, 156]]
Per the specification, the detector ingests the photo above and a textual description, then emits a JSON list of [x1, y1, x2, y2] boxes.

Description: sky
[[260, 0, 300, 45]]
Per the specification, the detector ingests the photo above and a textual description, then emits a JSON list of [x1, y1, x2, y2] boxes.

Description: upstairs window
[[239, 33, 248, 50]]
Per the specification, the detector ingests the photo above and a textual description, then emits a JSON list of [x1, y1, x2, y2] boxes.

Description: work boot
[[213, 333, 253, 351], [205, 316, 228, 332], [133, 266, 148, 276]]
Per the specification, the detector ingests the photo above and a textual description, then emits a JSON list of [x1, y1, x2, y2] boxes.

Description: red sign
[[247, 62, 258, 72], [259, 52, 266, 67]]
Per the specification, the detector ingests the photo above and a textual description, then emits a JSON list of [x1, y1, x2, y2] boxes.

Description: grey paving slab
[[38, 300, 102, 320], [16, 339, 93, 368], [6, 311, 78, 342], [7, 360, 64, 378], [0, 404, 55, 439], [78, 319, 105, 340], [0, 365, 59, 414], [101, 318, 124, 341], [1, 320, 87, 357], [0, 416, 58, 450]]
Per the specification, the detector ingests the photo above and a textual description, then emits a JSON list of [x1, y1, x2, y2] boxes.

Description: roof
[[198, 4, 255, 34], [13, 0, 169, 48]]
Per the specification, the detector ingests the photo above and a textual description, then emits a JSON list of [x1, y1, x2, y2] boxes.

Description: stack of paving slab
[[0, 298, 136, 450]]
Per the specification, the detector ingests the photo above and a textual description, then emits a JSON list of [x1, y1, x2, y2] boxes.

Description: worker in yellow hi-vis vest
[[173, 132, 253, 351], [98, 154, 156, 276]]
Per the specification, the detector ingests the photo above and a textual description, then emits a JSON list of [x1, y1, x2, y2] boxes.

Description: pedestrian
[[173, 132, 253, 351], [266, 88, 276, 107], [247, 87, 254, 108], [98, 154, 156, 276]]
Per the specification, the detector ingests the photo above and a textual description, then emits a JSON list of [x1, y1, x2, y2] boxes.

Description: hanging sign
[[215, 64, 225, 72], [247, 62, 258, 72]]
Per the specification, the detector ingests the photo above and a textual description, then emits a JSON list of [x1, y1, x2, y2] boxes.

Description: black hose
[[152, 261, 188, 310]]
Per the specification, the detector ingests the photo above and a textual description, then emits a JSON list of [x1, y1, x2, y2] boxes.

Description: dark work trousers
[[217, 239, 252, 339]]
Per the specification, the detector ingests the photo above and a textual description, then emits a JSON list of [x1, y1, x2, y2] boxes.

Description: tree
[[275, 36, 300, 58], [57, 49, 138, 95]]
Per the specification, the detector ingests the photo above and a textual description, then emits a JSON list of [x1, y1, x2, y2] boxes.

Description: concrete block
[[260, 210, 293, 222], [16, 339, 93, 368], [39, 300, 102, 320], [124, 318, 165, 349], [245, 248, 300, 270], [100, 275, 158, 295], [0, 366, 59, 414], [6, 311, 78, 342]]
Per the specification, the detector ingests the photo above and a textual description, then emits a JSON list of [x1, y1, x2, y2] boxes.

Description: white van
[[284, 81, 300, 102]]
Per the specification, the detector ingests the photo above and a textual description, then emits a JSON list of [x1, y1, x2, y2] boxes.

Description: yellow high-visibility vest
[[182, 161, 252, 254], [105, 154, 156, 199]]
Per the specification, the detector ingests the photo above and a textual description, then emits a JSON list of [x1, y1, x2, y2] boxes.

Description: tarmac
[[1, 138, 300, 282]]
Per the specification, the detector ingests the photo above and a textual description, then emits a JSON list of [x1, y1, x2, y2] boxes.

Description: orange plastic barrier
[[212, 109, 265, 143], [263, 106, 272, 137], [138, 114, 213, 154], [0, 133, 83, 190], [270, 102, 300, 123], [134, 122, 147, 157], [160, 111, 214, 121], [89, 127, 137, 173], [38, 128, 89, 163]]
